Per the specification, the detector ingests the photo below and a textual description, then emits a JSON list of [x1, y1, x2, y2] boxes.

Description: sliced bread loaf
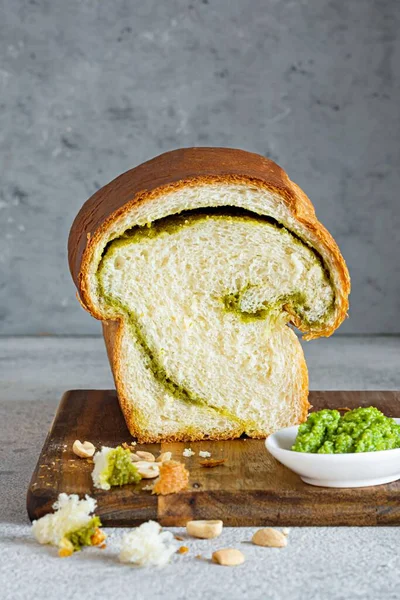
[[68, 148, 350, 442]]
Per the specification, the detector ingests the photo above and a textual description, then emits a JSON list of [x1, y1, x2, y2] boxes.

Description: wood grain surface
[[27, 390, 400, 526]]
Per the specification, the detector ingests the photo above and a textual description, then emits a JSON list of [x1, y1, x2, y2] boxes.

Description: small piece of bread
[[31, 493, 105, 556], [199, 450, 211, 458], [119, 521, 176, 567], [182, 448, 195, 458], [68, 148, 350, 443], [152, 460, 189, 495]]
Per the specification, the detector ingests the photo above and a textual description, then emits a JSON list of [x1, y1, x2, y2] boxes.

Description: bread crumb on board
[[142, 483, 154, 491], [152, 460, 190, 495], [200, 458, 226, 468], [183, 448, 195, 457], [121, 441, 137, 451], [199, 450, 211, 458]]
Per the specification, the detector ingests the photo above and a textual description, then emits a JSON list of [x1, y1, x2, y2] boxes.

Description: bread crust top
[[68, 147, 350, 338]]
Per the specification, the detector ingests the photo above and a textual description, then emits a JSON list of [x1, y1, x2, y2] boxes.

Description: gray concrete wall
[[0, 0, 399, 335]]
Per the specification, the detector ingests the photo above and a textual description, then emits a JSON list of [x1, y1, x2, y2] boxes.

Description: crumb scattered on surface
[[90, 528, 106, 546], [119, 521, 176, 567], [174, 535, 184, 541], [282, 527, 290, 536], [183, 448, 195, 457], [199, 450, 211, 458], [178, 546, 189, 554], [122, 441, 137, 451], [32, 494, 105, 557], [152, 460, 189, 495], [200, 458, 226, 468]]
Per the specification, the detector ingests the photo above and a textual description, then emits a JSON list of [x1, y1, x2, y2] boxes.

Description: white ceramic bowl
[[266, 418, 400, 488]]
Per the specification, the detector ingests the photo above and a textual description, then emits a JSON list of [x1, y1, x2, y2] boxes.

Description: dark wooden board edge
[[28, 484, 400, 528], [27, 391, 70, 522], [157, 488, 400, 527]]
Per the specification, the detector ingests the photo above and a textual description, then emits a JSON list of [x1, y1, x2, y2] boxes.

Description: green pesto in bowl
[[292, 407, 400, 454]]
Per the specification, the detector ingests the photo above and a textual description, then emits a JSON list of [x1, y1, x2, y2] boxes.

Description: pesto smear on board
[[292, 407, 400, 454]]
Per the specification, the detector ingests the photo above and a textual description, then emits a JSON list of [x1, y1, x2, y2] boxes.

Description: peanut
[[251, 528, 287, 548], [135, 461, 160, 479], [212, 548, 245, 566], [72, 440, 95, 458], [156, 452, 172, 463], [186, 519, 223, 539], [136, 451, 155, 462]]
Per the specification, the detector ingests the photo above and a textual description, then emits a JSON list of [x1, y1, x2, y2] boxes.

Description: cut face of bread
[[97, 209, 334, 440], [68, 148, 350, 442]]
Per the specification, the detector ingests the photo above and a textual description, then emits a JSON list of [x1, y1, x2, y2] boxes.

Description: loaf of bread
[[68, 148, 350, 442]]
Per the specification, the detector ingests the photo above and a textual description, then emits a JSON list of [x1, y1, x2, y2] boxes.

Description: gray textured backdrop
[[0, 0, 399, 335]]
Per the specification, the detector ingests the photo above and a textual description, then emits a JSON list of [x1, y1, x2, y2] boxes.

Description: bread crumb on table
[[199, 450, 211, 458], [119, 521, 176, 567]]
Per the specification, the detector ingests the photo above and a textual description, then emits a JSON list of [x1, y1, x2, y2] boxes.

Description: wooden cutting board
[[27, 390, 400, 526]]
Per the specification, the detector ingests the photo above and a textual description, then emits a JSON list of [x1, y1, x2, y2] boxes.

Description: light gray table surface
[[1, 335, 400, 600]]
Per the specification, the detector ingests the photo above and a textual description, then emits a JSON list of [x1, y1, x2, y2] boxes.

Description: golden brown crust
[[102, 320, 144, 439], [69, 147, 297, 286], [298, 336, 311, 423], [69, 147, 346, 442]]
